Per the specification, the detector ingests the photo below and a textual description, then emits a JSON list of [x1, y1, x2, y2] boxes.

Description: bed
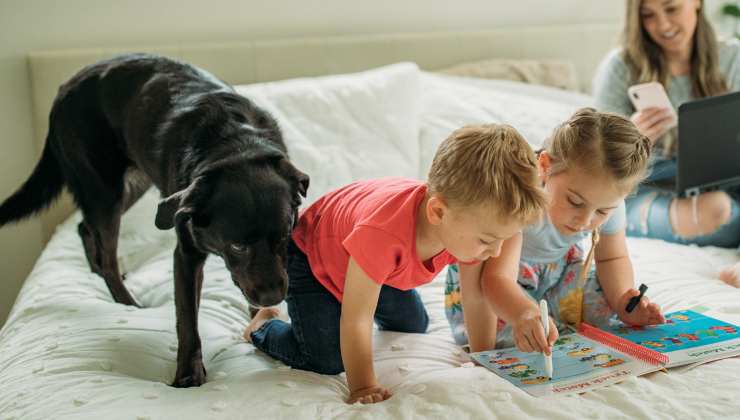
[[2, 26, 740, 419]]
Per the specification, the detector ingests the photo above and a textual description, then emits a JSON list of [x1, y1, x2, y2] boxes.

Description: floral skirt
[[444, 244, 616, 348]]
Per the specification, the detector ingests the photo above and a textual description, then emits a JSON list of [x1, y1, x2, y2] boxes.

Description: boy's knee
[[401, 311, 429, 334], [379, 308, 429, 333], [310, 354, 345, 375], [415, 311, 430, 333]]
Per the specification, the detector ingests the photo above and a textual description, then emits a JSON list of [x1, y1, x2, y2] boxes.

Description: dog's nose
[[255, 289, 286, 307]]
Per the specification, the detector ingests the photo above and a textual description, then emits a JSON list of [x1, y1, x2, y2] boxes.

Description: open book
[[605, 310, 740, 368], [470, 310, 740, 397]]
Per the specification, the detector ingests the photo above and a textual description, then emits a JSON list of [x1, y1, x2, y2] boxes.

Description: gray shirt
[[592, 39, 740, 159]]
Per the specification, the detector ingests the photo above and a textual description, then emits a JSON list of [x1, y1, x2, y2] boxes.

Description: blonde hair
[[622, 0, 728, 98], [428, 124, 546, 225], [542, 108, 651, 323]]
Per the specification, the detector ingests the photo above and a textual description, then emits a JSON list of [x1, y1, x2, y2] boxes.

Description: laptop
[[676, 90, 740, 197]]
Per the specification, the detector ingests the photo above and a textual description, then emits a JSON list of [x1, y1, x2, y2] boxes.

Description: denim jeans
[[250, 240, 429, 375], [625, 185, 740, 248]]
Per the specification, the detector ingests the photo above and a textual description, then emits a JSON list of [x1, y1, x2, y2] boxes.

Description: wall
[[0, 0, 733, 326]]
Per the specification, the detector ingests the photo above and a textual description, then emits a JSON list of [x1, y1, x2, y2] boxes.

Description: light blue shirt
[[521, 201, 626, 264]]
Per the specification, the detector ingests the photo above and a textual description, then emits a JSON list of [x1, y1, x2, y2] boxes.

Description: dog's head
[[155, 150, 308, 308]]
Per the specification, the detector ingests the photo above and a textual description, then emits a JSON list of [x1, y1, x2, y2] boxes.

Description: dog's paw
[[172, 363, 207, 388]]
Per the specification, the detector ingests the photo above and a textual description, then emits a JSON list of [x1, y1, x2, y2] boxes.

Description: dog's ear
[[277, 159, 309, 198], [155, 176, 208, 230], [295, 169, 309, 198]]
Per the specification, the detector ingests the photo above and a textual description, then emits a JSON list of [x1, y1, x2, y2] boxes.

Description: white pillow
[[235, 63, 422, 206], [418, 72, 593, 178]]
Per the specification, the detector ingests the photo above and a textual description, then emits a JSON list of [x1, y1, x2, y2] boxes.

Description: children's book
[[470, 310, 740, 397], [605, 310, 740, 369]]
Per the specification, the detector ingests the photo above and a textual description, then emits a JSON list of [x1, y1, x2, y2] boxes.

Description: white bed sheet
[[1, 190, 739, 420], [2, 67, 740, 420]]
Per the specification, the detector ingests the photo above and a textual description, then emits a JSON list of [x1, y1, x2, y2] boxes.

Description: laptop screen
[[677, 91, 740, 196]]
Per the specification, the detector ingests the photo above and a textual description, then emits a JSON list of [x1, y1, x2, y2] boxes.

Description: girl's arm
[[341, 257, 391, 404], [462, 233, 556, 353], [595, 230, 665, 325]]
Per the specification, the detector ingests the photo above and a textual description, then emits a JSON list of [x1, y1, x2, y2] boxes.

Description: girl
[[592, 0, 740, 287], [445, 108, 665, 353]]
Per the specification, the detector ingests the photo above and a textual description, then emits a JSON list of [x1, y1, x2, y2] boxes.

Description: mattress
[[1, 65, 739, 420]]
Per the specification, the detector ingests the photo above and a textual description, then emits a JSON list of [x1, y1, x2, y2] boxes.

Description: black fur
[[0, 54, 309, 388]]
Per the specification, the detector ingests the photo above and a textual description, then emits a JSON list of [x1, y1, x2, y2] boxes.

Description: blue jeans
[[625, 184, 740, 248], [250, 241, 429, 375]]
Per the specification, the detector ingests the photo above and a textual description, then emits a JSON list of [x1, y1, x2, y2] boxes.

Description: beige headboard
[[28, 23, 620, 240]]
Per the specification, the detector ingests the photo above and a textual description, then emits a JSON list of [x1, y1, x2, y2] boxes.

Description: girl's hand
[[630, 107, 675, 144], [512, 309, 558, 354], [617, 288, 665, 326], [347, 385, 392, 404]]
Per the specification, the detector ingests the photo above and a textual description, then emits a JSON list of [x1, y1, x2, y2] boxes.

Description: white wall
[[0, 0, 733, 326]]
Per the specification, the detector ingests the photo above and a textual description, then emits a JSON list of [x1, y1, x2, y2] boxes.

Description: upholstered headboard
[[27, 23, 620, 240]]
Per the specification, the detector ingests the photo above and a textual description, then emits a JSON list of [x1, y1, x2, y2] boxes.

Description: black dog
[[0, 54, 308, 387]]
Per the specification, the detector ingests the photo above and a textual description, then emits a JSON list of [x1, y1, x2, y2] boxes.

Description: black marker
[[625, 283, 648, 313]]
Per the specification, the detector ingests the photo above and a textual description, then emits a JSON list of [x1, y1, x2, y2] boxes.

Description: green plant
[[722, 2, 740, 38]]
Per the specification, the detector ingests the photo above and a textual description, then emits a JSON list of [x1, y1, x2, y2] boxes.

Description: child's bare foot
[[719, 263, 740, 288], [243, 307, 281, 342]]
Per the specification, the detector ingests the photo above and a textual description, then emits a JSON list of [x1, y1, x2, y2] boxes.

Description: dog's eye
[[229, 243, 249, 254]]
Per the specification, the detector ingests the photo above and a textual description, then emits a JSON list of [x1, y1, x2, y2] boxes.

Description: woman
[[592, 0, 740, 287]]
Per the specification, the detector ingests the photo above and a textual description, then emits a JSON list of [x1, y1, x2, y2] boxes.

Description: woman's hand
[[630, 107, 675, 144], [616, 288, 665, 326], [512, 308, 558, 354]]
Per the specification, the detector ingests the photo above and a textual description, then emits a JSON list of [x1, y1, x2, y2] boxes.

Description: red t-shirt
[[292, 177, 457, 302]]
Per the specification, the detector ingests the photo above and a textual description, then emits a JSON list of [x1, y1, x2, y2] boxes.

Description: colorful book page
[[470, 334, 658, 397], [607, 310, 740, 367]]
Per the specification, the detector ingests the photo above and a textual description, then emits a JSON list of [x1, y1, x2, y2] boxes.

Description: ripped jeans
[[625, 185, 740, 248]]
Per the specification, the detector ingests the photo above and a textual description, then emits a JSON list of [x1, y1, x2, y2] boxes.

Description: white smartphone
[[627, 82, 677, 127]]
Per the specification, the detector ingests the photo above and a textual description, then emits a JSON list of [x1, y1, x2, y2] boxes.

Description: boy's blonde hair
[[428, 123, 546, 225], [542, 108, 651, 324]]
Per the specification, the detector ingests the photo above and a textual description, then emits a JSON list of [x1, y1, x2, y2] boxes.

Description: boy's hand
[[347, 385, 392, 404], [512, 309, 558, 355], [617, 288, 665, 326]]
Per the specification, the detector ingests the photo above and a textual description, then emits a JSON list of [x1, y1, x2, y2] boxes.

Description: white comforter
[[1, 64, 739, 420]]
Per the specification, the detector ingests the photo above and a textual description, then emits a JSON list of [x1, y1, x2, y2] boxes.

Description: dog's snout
[[254, 289, 286, 307], [235, 274, 287, 308]]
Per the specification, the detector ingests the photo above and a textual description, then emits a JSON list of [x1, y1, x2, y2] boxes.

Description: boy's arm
[[341, 256, 391, 403], [595, 230, 664, 325], [458, 261, 495, 352]]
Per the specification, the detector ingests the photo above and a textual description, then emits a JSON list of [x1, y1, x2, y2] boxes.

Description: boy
[[244, 124, 546, 404]]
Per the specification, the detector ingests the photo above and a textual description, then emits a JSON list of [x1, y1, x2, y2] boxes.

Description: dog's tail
[[0, 135, 65, 227]]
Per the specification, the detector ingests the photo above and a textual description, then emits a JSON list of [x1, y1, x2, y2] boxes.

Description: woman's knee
[[671, 191, 733, 237], [698, 191, 733, 229]]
